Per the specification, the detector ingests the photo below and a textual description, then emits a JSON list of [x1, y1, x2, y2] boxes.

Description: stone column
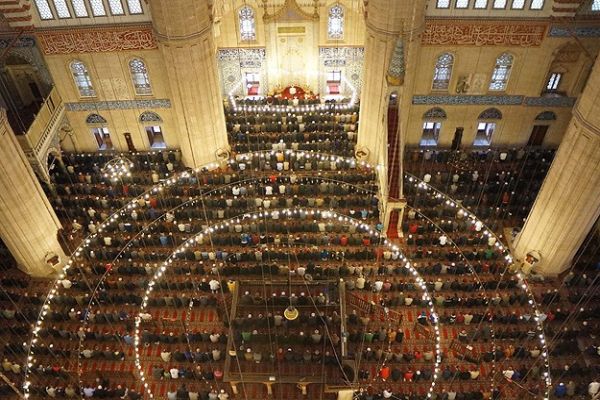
[[149, 0, 229, 168], [357, 0, 425, 161], [513, 57, 600, 276], [0, 109, 66, 277], [357, 0, 426, 235], [356, 0, 403, 165]]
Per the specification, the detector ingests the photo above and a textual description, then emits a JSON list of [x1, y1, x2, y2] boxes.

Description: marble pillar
[[513, 57, 600, 276], [149, 0, 229, 168], [357, 0, 425, 162], [0, 109, 65, 277], [357, 0, 426, 235]]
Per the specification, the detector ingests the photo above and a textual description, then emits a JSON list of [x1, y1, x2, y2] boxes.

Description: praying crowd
[[0, 99, 597, 400]]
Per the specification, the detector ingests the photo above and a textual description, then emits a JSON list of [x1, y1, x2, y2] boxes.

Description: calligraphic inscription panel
[[422, 21, 547, 47], [37, 26, 157, 55]]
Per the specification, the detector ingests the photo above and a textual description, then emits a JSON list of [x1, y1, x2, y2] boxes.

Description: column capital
[[365, 0, 426, 37], [148, 0, 213, 40]]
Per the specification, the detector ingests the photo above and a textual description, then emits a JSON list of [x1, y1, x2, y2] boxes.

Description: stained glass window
[[436, 0, 450, 8], [511, 0, 525, 9], [489, 53, 513, 91], [53, 0, 71, 18], [239, 6, 256, 41], [127, 0, 143, 14], [432, 53, 454, 91], [89, 0, 107, 16], [71, 61, 96, 97], [455, 0, 469, 8], [129, 58, 152, 95], [493, 0, 507, 8], [108, 0, 125, 15], [328, 4, 344, 40], [34, 0, 54, 19], [474, 0, 488, 8], [71, 0, 88, 17], [530, 0, 544, 9]]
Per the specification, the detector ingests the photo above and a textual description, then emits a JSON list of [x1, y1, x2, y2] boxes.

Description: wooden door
[[528, 125, 549, 146]]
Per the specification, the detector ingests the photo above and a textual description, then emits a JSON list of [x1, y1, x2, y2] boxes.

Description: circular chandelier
[[102, 156, 133, 182]]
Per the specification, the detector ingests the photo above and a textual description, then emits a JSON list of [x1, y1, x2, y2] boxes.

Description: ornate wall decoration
[[553, 42, 581, 63], [524, 97, 576, 107], [217, 48, 267, 96], [423, 107, 447, 119], [319, 47, 364, 67], [413, 95, 576, 108], [549, 26, 600, 37], [387, 39, 405, 86], [0, 36, 35, 48], [478, 108, 503, 120], [413, 95, 524, 105], [218, 48, 266, 68], [0, 37, 53, 87], [319, 47, 364, 94], [422, 21, 547, 47], [139, 111, 163, 123], [65, 99, 172, 112], [85, 113, 107, 124], [535, 111, 557, 121], [36, 26, 157, 55]]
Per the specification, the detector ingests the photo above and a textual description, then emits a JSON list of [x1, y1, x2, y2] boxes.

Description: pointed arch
[[535, 111, 557, 121], [139, 111, 163, 123], [478, 108, 502, 120], [85, 113, 107, 124], [423, 107, 447, 120]]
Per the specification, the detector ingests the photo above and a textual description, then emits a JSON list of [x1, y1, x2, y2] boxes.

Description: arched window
[[129, 58, 152, 95], [239, 6, 256, 41], [432, 53, 454, 90], [70, 61, 96, 97], [489, 53, 513, 91], [328, 4, 344, 40], [85, 113, 107, 124], [474, 108, 502, 146], [139, 111, 162, 123], [140, 111, 166, 149], [535, 111, 557, 121], [478, 108, 503, 119], [86, 114, 112, 150], [423, 107, 448, 119]]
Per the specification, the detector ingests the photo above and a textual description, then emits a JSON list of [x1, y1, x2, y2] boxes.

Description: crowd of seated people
[[0, 107, 596, 400]]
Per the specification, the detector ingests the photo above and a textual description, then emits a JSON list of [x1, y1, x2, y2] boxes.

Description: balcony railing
[[16, 87, 64, 158]]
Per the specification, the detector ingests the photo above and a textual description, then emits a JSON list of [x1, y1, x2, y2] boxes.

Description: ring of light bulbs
[[405, 173, 552, 400], [22, 150, 551, 400], [132, 208, 442, 399], [101, 156, 134, 182]]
